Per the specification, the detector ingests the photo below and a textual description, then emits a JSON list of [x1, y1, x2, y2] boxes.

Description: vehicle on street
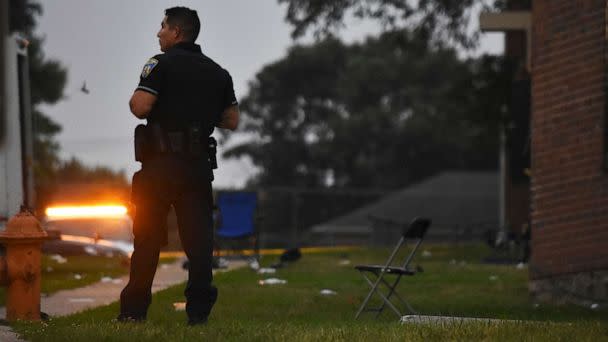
[[43, 204, 134, 257]]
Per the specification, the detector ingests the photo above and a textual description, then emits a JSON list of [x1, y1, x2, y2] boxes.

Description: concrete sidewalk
[[0, 258, 247, 341]]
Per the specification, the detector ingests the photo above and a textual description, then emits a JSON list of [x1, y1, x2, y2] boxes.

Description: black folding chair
[[355, 217, 431, 319]]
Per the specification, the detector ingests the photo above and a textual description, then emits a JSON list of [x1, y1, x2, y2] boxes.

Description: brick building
[[529, 0, 608, 304], [482, 0, 608, 304]]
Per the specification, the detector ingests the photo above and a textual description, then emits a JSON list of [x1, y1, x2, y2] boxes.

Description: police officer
[[118, 7, 239, 325]]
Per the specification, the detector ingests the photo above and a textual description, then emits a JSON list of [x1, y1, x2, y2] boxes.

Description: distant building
[[310, 171, 498, 245]]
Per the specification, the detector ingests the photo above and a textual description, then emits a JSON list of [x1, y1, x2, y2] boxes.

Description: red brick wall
[[531, 0, 608, 278]]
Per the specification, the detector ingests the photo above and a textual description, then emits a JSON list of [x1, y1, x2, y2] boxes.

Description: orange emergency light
[[45, 205, 128, 219]]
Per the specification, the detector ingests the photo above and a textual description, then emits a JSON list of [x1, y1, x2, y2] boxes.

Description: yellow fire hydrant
[[0, 209, 48, 321]]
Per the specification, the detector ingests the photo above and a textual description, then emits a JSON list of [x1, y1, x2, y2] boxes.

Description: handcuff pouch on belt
[[134, 123, 217, 170]]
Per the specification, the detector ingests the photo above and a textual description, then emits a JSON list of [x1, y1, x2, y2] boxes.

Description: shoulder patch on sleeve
[[141, 58, 159, 78]]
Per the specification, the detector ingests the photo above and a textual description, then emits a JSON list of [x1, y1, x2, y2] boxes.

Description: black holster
[[134, 124, 150, 162]]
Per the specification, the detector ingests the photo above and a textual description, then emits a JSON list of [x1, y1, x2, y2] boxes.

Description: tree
[[37, 158, 131, 206], [277, 0, 500, 49], [8, 0, 42, 33], [226, 32, 510, 188]]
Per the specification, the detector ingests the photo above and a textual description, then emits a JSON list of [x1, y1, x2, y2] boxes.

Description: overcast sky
[[34, 1, 503, 188]]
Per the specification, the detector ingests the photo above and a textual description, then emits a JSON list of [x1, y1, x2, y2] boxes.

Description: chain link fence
[[254, 187, 386, 248], [163, 186, 499, 250]]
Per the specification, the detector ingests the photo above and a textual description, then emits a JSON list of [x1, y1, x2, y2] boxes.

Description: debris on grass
[[249, 259, 260, 271], [219, 258, 231, 269], [489, 275, 498, 281], [50, 254, 67, 264], [258, 267, 276, 274], [338, 253, 351, 266], [258, 278, 287, 285], [590, 303, 599, 310], [74, 274, 82, 280], [422, 250, 432, 258], [173, 302, 186, 311], [516, 262, 526, 270], [320, 289, 337, 296]]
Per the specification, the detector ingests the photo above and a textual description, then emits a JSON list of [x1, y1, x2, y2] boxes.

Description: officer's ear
[[173, 25, 183, 40]]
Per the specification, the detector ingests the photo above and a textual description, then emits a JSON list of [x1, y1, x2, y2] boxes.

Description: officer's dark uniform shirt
[[136, 42, 237, 136]]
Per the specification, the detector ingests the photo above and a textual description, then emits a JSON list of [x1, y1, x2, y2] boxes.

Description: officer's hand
[[217, 105, 239, 130]]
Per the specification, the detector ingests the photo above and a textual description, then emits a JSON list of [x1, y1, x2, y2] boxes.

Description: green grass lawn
[[11, 244, 608, 341]]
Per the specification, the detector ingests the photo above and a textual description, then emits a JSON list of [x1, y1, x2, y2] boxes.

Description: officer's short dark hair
[[165, 7, 200, 43]]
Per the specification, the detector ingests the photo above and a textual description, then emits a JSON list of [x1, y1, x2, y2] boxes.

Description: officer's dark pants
[[120, 155, 216, 320]]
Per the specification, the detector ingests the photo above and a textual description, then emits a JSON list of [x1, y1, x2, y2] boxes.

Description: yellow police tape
[[159, 246, 359, 259]]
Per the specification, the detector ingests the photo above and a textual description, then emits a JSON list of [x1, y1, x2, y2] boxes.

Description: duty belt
[[134, 123, 217, 169]]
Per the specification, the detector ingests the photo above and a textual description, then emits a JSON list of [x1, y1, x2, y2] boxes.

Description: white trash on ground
[[320, 289, 337, 295], [338, 259, 351, 266], [74, 274, 82, 280], [257, 267, 276, 274], [489, 275, 498, 281], [591, 303, 599, 310], [249, 259, 260, 271], [421, 250, 432, 258], [258, 278, 287, 285], [216, 257, 230, 269], [50, 254, 67, 264], [516, 262, 526, 270]]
